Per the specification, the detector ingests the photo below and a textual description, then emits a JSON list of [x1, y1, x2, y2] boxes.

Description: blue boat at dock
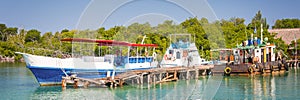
[[16, 38, 159, 86]]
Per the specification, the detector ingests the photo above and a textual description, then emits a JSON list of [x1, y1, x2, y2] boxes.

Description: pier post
[[159, 73, 162, 81], [114, 81, 117, 87], [119, 79, 124, 87], [186, 70, 190, 80], [153, 74, 156, 84], [140, 75, 143, 85], [110, 82, 113, 88], [61, 78, 66, 88], [174, 71, 178, 80], [166, 72, 169, 79], [74, 79, 78, 88], [84, 81, 89, 88], [202, 69, 207, 76], [147, 74, 150, 84], [136, 77, 139, 84], [195, 69, 199, 79]]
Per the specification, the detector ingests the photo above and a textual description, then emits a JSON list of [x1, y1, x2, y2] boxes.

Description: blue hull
[[27, 66, 155, 86], [28, 66, 126, 86]]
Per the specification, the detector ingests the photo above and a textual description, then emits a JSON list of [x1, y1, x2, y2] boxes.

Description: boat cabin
[[211, 37, 277, 65], [160, 34, 207, 67]]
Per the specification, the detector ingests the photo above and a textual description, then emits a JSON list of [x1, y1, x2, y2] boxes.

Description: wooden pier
[[61, 65, 213, 88], [287, 60, 300, 68]]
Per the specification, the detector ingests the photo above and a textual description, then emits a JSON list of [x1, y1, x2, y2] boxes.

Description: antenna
[[260, 24, 263, 44], [194, 33, 195, 42]]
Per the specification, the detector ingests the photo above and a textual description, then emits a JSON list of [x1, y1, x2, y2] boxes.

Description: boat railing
[[82, 56, 105, 62], [23, 47, 72, 59], [75, 54, 154, 64]]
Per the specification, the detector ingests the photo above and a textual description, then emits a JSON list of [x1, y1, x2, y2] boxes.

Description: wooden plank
[[186, 70, 190, 80], [155, 75, 174, 84], [74, 77, 103, 85], [147, 74, 150, 84]]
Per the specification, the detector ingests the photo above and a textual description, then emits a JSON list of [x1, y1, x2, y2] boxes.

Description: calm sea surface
[[0, 63, 299, 100]]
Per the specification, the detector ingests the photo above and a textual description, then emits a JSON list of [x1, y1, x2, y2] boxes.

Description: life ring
[[248, 67, 254, 73], [224, 67, 231, 75]]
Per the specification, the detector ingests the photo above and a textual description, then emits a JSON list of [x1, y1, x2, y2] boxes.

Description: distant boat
[[211, 37, 289, 75], [160, 34, 209, 67], [16, 38, 158, 86]]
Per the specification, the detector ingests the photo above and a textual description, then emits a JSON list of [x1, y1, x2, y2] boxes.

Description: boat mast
[[141, 35, 148, 54], [141, 35, 147, 44], [260, 24, 263, 44], [294, 34, 298, 61]]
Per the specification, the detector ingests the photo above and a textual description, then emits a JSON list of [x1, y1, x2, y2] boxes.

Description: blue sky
[[0, 0, 299, 33]]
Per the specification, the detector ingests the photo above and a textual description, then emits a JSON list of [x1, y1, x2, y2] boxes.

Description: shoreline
[[0, 55, 23, 63]]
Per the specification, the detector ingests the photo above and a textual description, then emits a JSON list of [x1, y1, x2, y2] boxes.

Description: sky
[[0, 0, 299, 34]]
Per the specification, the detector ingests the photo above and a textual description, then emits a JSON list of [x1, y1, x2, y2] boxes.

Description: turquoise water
[[0, 63, 300, 99]]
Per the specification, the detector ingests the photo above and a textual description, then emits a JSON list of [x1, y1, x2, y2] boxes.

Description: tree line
[[273, 18, 300, 29], [0, 11, 299, 62]]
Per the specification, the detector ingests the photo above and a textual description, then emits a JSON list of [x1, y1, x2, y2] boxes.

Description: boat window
[[169, 50, 173, 55], [176, 51, 181, 59], [172, 43, 178, 49], [138, 58, 146, 63]]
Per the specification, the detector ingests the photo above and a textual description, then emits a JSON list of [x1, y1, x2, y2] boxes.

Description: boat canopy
[[61, 38, 158, 47]]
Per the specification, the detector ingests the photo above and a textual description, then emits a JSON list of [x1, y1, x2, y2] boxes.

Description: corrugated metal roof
[[268, 28, 300, 44]]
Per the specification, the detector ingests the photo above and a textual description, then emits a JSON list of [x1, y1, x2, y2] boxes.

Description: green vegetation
[[273, 18, 300, 29], [0, 11, 294, 62]]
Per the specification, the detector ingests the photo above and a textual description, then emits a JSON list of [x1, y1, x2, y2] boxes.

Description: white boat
[[160, 34, 209, 67], [16, 38, 158, 86]]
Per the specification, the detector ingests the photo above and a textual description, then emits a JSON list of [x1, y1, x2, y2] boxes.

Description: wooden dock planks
[[62, 65, 214, 89]]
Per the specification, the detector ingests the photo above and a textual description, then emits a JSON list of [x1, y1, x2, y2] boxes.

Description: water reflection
[[30, 86, 118, 99], [217, 70, 298, 99], [109, 76, 216, 100], [1, 63, 300, 99], [11, 70, 300, 99]]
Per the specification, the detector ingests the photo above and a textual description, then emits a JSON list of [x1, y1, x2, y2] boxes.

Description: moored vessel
[[212, 37, 289, 75], [160, 34, 209, 68], [16, 38, 158, 86]]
